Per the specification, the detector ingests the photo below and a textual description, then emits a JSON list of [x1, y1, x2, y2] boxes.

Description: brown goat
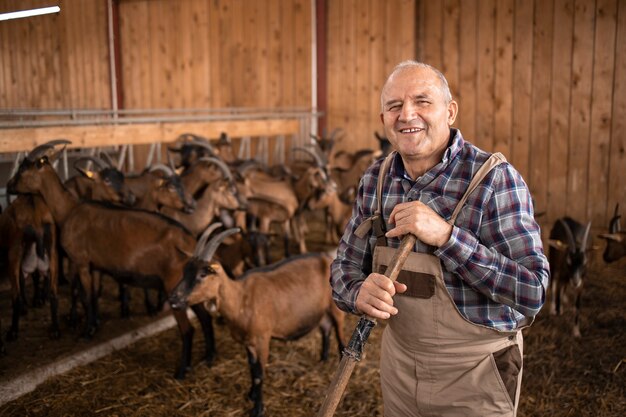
[[169, 230, 346, 417], [6, 143, 218, 379], [0, 194, 59, 342]]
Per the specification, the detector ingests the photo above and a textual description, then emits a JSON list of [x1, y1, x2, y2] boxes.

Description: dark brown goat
[[169, 229, 346, 417], [548, 217, 592, 337], [0, 194, 59, 342], [6, 143, 217, 378]]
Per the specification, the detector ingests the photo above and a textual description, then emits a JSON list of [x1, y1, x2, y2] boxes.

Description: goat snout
[[168, 296, 187, 310]]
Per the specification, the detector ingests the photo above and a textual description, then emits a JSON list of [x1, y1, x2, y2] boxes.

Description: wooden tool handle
[[317, 233, 417, 417]]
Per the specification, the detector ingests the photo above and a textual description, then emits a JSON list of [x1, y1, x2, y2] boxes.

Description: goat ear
[[548, 239, 568, 251], [76, 167, 96, 180]]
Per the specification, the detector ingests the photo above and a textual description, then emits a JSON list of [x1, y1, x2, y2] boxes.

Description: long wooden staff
[[317, 233, 417, 417]]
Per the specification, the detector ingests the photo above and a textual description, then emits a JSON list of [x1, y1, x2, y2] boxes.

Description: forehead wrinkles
[[382, 70, 442, 105]]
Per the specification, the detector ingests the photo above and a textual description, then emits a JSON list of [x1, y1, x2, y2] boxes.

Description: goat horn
[[98, 151, 116, 168], [198, 156, 232, 182], [199, 227, 241, 262], [235, 159, 264, 176], [292, 146, 325, 169], [27, 139, 72, 161], [329, 127, 344, 140], [581, 221, 592, 251], [194, 222, 223, 257], [149, 163, 174, 177], [558, 218, 577, 254], [189, 139, 216, 155], [73, 156, 108, 171]]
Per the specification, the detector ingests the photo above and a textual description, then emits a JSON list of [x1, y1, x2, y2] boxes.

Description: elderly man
[[330, 60, 549, 417]]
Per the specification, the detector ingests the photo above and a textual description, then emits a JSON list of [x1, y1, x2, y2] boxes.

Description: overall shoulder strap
[[448, 152, 507, 225], [354, 151, 396, 246]]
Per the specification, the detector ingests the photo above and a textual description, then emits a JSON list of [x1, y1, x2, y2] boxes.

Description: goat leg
[[190, 304, 216, 366], [246, 347, 265, 417], [172, 309, 195, 379]]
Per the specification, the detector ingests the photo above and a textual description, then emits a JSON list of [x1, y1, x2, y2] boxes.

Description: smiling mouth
[[399, 127, 424, 134]]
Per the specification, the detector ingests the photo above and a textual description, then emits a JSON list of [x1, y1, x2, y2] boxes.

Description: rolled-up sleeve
[[435, 165, 549, 318]]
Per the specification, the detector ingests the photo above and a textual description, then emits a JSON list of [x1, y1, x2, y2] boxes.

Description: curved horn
[[189, 139, 215, 155], [235, 159, 264, 176], [581, 221, 592, 251], [194, 222, 223, 257], [558, 218, 577, 254], [149, 163, 174, 177], [73, 156, 108, 171], [292, 146, 325, 168], [199, 227, 241, 262], [329, 127, 344, 140], [610, 204, 621, 233], [197, 156, 232, 182], [27, 139, 72, 161], [98, 151, 116, 168]]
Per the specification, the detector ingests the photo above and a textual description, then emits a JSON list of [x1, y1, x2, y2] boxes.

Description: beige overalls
[[361, 152, 526, 417]]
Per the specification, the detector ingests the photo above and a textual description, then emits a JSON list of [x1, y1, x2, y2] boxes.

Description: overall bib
[[365, 152, 524, 417]]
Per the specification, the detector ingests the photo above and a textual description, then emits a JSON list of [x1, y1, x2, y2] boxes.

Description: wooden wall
[[325, 0, 416, 156], [1, 0, 625, 226], [417, 0, 626, 227], [0, 0, 111, 110]]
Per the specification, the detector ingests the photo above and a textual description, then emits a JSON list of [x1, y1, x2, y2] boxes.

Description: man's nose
[[398, 101, 417, 122]]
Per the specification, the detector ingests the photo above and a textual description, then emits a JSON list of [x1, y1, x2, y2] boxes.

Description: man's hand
[[356, 273, 408, 320], [386, 201, 452, 247]]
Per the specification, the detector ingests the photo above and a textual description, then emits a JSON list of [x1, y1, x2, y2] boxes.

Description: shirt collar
[[390, 128, 465, 182]]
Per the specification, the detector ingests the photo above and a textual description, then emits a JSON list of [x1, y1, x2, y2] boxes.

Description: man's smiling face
[[380, 66, 457, 173]]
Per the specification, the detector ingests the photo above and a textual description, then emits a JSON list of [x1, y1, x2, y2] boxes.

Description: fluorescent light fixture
[[0, 6, 60, 21]]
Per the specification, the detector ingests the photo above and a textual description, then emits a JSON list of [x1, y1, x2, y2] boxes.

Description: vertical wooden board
[[457, 0, 477, 140], [547, 0, 574, 221], [511, 0, 534, 181], [566, 0, 594, 221], [88, 0, 105, 109], [294, 0, 311, 107], [422, 0, 443, 69], [267, 0, 282, 108], [493, 0, 514, 158], [607, 0, 626, 220], [147, 0, 162, 108], [119, 0, 140, 109], [588, 0, 617, 226], [229, 0, 245, 107], [177, 0, 193, 108], [369, 0, 386, 145], [209, 0, 225, 107], [163, 0, 178, 109], [326, 0, 343, 135], [279, 0, 295, 107], [442, 0, 460, 101], [241, 1, 256, 107], [355, 0, 371, 148], [529, 0, 554, 212], [475, 0, 496, 152], [0, 14, 8, 107], [257, 0, 270, 108], [399, 0, 416, 64], [341, 0, 356, 143]]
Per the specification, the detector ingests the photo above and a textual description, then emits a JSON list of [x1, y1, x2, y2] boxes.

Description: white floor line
[[0, 310, 193, 406]]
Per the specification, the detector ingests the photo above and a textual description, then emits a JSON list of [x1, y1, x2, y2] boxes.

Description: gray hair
[[380, 60, 453, 111]]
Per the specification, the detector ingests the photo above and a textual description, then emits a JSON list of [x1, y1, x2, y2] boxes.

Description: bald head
[[381, 61, 452, 111]]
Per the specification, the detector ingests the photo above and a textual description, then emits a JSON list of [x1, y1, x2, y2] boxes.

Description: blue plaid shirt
[[330, 129, 550, 331]]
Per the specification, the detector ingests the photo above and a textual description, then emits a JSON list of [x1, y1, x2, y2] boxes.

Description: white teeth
[[400, 128, 423, 133]]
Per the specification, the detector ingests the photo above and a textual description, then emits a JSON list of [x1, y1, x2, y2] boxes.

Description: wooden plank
[[208, 0, 223, 108], [607, 0, 626, 221], [588, 0, 618, 226], [0, 119, 302, 153], [355, 0, 371, 149], [475, 0, 496, 152], [511, 0, 534, 181], [547, 0, 574, 222], [267, 0, 282, 108], [493, 0, 514, 158], [369, 0, 386, 147], [458, 0, 477, 141], [442, 0, 460, 101], [422, 1, 443, 69], [294, 0, 311, 107], [529, 0, 554, 214], [567, 0, 595, 222], [326, 0, 342, 137], [229, 0, 244, 107]]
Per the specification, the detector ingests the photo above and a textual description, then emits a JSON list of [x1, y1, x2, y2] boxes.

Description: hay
[[0, 215, 624, 416]]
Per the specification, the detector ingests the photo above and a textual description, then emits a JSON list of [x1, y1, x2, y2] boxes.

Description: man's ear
[[380, 112, 384, 125], [448, 100, 458, 125]]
